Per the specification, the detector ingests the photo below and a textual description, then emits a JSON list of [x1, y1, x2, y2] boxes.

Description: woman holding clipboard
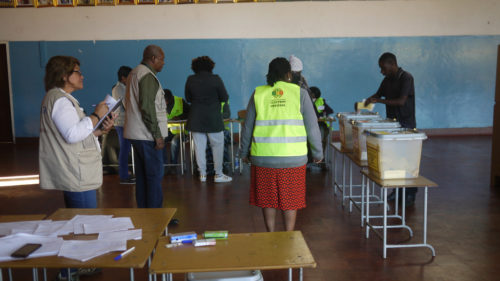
[[40, 55, 116, 208], [39, 56, 116, 280]]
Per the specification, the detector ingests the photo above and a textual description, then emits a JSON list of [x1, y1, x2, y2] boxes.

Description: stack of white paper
[[33, 220, 69, 236], [0, 215, 140, 263], [61, 215, 113, 235], [83, 217, 134, 234], [0, 233, 64, 262], [58, 239, 127, 262], [0, 220, 52, 236], [98, 229, 142, 241]]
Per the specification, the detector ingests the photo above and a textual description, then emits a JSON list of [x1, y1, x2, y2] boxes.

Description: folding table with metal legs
[[362, 170, 437, 258]]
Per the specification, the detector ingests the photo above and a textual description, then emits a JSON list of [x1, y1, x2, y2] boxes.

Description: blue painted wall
[[10, 35, 500, 137]]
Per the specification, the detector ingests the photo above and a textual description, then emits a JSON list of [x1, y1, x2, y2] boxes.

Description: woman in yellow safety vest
[[239, 57, 323, 232]]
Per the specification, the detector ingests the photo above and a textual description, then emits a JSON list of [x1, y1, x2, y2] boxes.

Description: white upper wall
[[0, 0, 499, 41]]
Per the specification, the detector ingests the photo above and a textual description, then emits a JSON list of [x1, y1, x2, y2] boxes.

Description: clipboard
[[93, 97, 123, 131]]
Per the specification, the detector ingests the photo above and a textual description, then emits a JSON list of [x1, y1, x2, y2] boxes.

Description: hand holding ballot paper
[[355, 99, 375, 113], [92, 95, 121, 134]]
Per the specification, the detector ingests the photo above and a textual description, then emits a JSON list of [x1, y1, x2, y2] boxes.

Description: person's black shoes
[[387, 190, 397, 201], [120, 177, 136, 184], [388, 190, 416, 207], [168, 218, 179, 226], [405, 193, 416, 207]]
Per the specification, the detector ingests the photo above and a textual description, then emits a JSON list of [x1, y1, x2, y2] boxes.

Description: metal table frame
[[331, 143, 382, 219], [362, 170, 437, 258], [164, 120, 187, 175]]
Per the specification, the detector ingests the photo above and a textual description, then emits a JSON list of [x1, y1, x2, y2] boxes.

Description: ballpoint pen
[[114, 246, 135, 261]]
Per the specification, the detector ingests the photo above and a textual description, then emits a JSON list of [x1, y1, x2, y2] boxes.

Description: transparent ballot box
[[365, 129, 427, 179], [352, 119, 400, 161], [337, 112, 380, 151]]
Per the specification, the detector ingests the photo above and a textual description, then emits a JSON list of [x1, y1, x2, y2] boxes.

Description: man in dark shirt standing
[[365, 52, 418, 206]]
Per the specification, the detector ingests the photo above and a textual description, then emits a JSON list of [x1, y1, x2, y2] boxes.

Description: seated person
[[164, 89, 190, 174]]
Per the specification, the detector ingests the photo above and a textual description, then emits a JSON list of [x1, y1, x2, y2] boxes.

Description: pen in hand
[[114, 246, 135, 261]]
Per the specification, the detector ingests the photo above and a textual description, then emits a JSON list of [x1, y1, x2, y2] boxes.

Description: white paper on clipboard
[[93, 95, 123, 131]]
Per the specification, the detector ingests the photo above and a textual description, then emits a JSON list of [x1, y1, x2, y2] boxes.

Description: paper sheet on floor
[[0, 233, 64, 262], [58, 239, 127, 262], [98, 229, 142, 241]]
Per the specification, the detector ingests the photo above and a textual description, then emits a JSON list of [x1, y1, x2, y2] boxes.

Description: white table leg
[[131, 146, 135, 176], [230, 121, 234, 173], [383, 188, 388, 259], [349, 160, 353, 212], [361, 173, 365, 227], [424, 187, 436, 256], [342, 153, 346, 207], [190, 132, 194, 175], [332, 146, 337, 195], [288, 268, 292, 281], [180, 124, 185, 175], [365, 179, 371, 238]]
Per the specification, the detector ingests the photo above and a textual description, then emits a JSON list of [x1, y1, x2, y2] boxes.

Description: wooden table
[[0, 214, 47, 281], [0, 214, 46, 223], [362, 170, 438, 258], [150, 231, 316, 281], [0, 208, 176, 281]]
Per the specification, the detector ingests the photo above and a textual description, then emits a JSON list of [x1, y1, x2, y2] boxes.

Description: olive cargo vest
[[124, 64, 168, 140]]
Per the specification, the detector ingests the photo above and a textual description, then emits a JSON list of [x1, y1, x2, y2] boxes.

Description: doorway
[[0, 43, 14, 143]]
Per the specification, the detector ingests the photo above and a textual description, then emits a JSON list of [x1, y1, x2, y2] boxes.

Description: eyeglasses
[[71, 70, 82, 76]]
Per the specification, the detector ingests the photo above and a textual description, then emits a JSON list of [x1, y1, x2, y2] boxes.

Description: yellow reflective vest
[[251, 81, 307, 157], [314, 97, 330, 128], [167, 96, 183, 134]]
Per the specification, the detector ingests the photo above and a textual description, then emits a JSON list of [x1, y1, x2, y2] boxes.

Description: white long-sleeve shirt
[[51, 88, 98, 147]]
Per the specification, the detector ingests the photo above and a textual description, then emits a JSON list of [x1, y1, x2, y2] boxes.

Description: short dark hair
[[310, 86, 321, 98], [378, 52, 397, 65], [191, 56, 215, 74], [117, 66, 132, 81], [44, 56, 80, 92], [266, 57, 291, 86], [163, 88, 173, 104], [163, 88, 173, 99], [143, 45, 163, 62]]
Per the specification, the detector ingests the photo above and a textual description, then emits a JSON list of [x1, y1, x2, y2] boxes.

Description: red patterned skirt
[[250, 165, 306, 210]]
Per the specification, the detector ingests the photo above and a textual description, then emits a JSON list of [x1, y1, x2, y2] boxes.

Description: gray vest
[[39, 88, 102, 192], [124, 64, 168, 140]]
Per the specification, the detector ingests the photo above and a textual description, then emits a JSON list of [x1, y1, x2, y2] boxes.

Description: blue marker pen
[[114, 246, 135, 261], [182, 240, 194, 244]]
